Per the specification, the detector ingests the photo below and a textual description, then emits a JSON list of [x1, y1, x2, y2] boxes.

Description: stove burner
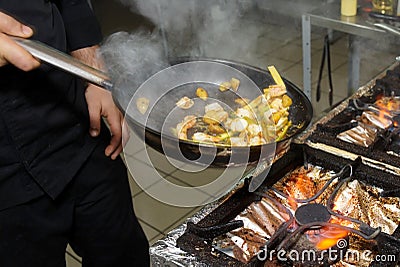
[[295, 203, 331, 226], [256, 164, 382, 253]]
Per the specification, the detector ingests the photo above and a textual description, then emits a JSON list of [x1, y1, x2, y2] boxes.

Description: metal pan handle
[[13, 37, 114, 90]]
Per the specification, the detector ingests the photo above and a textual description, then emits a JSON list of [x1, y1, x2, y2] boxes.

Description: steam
[[100, 0, 265, 96], [100, 30, 168, 87]]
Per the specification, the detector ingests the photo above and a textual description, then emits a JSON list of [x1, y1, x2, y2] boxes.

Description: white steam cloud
[[100, 30, 168, 85], [100, 0, 265, 98]]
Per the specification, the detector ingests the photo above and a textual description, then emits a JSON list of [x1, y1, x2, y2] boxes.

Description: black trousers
[[0, 144, 150, 267]]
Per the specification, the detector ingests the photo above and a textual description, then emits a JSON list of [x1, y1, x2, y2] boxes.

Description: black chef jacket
[[0, 0, 104, 211]]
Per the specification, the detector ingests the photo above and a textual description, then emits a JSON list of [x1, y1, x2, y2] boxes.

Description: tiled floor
[[66, 1, 398, 266]]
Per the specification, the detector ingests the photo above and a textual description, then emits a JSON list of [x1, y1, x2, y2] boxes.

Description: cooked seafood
[[136, 97, 150, 115], [176, 96, 194, 109], [176, 115, 196, 139], [173, 67, 294, 146]]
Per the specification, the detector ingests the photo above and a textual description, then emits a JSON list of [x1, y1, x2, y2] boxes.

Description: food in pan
[[230, 78, 240, 91], [176, 96, 194, 109], [235, 98, 250, 107], [173, 66, 293, 146], [176, 115, 197, 139], [196, 87, 208, 100], [219, 81, 232, 92], [136, 97, 150, 115], [219, 77, 241, 92]]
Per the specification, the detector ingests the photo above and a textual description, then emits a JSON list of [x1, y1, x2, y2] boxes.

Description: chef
[[0, 0, 149, 266]]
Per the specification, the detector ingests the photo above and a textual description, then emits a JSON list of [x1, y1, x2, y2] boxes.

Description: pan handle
[[13, 37, 114, 90]]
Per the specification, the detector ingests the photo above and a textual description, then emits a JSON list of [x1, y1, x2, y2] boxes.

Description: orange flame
[[376, 100, 391, 120], [287, 196, 298, 210], [374, 98, 400, 123], [315, 226, 349, 250]]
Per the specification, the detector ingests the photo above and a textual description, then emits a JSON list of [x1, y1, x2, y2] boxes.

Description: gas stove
[[308, 65, 400, 172], [176, 145, 400, 267], [150, 63, 400, 267]]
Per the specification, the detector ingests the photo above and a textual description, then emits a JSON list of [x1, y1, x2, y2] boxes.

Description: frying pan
[[14, 37, 313, 167]]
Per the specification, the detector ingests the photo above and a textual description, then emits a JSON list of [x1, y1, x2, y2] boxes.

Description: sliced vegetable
[[196, 87, 208, 100], [176, 96, 194, 109], [282, 94, 293, 108], [230, 78, 240, 91], [276, 121, 292, 141], [268, 65, 286, 89], [219, 81, 231, 92]]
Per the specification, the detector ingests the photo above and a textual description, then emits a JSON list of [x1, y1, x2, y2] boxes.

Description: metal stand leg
[[302, 14, 312, 101], [348, 35, 360, 95]]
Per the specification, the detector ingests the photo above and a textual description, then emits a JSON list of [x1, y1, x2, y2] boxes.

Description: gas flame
[[305, 202, 351, 251], [311, 207, 350, 250], [375, 99, 393, 121], [285, 173, 317, 204], [287, 196, 298, 210], [315, 226, 349, 250], [361, 97, 400, 129]]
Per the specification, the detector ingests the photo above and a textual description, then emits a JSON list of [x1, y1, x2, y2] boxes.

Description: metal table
[[302, 2, 394, 100]]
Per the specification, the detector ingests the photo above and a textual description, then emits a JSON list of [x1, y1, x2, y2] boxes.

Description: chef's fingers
[[0, 11, 33, 37], [0, 12, 39, 70], [0, 33, 40, 70], [110, 142, 123, 160], [121, 118, 130, 148], [86, 94, 102, 137], [105, 111, 123, 160]]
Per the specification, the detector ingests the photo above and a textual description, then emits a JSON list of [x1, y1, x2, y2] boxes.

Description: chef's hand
[[85, 84, 129, 160], [0, 11, 40, 70], [71, 45, 129, 160]]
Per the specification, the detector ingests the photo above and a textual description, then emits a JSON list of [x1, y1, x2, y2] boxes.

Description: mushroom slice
[[235, 98, 250, 107], [205, 102, 224, 113], [196, 87, 208, 100], [136, 97, 150, 115], [176, 96, 194, 109], [230, 78, 240, 91], [219, 81, 232, 92]]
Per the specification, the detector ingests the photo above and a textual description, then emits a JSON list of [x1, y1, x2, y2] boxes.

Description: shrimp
[[229, 118, 248, 132], [176, 115, 197, 139], [192, 132, 223, 143]]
